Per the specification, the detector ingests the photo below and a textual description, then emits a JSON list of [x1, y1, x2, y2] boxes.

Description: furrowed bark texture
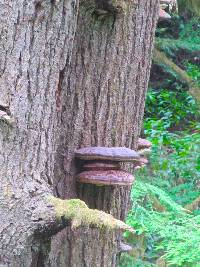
[[48, 0, 159, 266], [55, 0, 159, 198], [77, 184, 131, 220], [0, 0, 159, 266], [56, 184, 131, 267], [0, 0, 78, 265]]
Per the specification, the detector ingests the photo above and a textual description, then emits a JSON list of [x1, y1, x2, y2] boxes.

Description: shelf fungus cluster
[[74, 143, 150, 254], [75, 147, 139, 185], [75, 144, 150, 222]]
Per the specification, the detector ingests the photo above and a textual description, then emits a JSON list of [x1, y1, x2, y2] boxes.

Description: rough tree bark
[[0, 0, 159, 266]]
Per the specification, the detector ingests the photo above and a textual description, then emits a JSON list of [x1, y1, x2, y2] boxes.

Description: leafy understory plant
[[119, 15, 200, 267], [125, 180, 200, 266]]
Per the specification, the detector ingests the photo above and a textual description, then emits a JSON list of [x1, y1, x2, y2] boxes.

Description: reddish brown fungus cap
[[159, 8, 171, 20], [133, 157, 148, 167], [138, 138, 152, 150], [75, 147, 139, 162], [133, 157, 148, 170], [77, 170, 134, 186], [83, 161, 120, 171]]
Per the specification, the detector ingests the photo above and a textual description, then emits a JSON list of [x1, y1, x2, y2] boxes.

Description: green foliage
[[154, 18, 200, 92], [145, 123, 200, 203], [119, 17, 200, 267], [119, 254, 155, 267], [119, 104, 200, 266], [156, 16, 200, 43], [156, 37, 200, 57], [156, 18, 200, 52], [145, 89, 199, 129], [119, 254, 135, 267], [179, 18, 200, 44], [125, 181, 200, 266], [186, 62, 200, 85], [121, 132, 200, 266]]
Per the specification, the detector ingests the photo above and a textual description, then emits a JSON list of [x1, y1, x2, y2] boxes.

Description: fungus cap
[[159, 8, 171, 20], [138, 138, 152, 150], [75, 147, 139, 162], [119, 243, 133, 253], [133, 157, 148, 167], [82, 161, 120, 171], [77, 170, 134, 186]]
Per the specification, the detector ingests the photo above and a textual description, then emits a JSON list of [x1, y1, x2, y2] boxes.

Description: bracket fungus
[[82, 161, 120, 171], [160, 0, 173, 4], [138, 138, 152, 150], [77, 170, 134, 186], [159, 0, 177, 19], [74, 147, 138, 258], [133, 157, 149, 170], [159, 8, 171, 21], [75, 146, 140, 162], [119, 242, 133, 253], [131, 138, 152, 170], [75, 146, 139, 220]]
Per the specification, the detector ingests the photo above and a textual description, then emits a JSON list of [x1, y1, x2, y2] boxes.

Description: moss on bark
[[48, 196, 134, 232]]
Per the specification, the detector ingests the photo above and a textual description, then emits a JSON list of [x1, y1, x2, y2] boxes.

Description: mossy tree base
[[46, 195, 134, 267]]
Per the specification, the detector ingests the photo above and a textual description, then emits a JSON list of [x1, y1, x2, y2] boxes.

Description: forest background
[[120, 1, 200, 266]]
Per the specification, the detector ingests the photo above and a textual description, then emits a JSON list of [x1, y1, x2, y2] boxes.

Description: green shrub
[[119, 17, 200, 267]]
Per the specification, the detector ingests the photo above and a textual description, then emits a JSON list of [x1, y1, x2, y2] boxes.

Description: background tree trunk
[[0, 0, 159, 266]]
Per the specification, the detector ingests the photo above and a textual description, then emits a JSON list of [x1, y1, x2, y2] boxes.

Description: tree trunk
[[0, 0, 159, 266]]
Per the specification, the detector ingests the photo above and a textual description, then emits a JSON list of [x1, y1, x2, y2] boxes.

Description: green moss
[[48, 196, 134, 232]]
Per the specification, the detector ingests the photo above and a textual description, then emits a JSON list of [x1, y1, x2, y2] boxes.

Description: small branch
[[30, 194, 134, 240], [153, 48, 200, 102], [47, 196, 134, 233]]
